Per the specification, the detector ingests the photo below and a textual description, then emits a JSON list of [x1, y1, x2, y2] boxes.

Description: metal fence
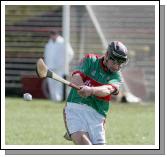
[[70, 5, 155, 101], [5, 5, 155, 101]]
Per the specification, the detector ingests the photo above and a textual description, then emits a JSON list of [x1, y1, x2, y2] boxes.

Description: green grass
[[5, 97, 155, 145]]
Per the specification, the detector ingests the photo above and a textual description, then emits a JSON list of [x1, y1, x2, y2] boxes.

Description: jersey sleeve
[[108, 71, 122, 84], [107, 72, 123, 95]]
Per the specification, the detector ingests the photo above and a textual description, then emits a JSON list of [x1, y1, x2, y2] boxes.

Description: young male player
[[63, 41, 128, 145]]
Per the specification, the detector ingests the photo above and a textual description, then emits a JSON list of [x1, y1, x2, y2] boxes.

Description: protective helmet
[[107, 41, 128, 64]]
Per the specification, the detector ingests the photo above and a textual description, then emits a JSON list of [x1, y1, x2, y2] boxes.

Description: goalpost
[[63, 5, 70, 99]]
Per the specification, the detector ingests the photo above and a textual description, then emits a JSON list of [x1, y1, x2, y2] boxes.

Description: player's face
[[106, 59, 123, 72]]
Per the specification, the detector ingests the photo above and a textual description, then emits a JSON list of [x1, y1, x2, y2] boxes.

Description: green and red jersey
[[67, 54, 122, 117]]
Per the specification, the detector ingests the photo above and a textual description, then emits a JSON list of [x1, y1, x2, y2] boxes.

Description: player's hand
[[78, 85, 93, 97]]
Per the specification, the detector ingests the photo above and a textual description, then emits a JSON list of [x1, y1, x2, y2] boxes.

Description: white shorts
[[63, 102, 106, 144]]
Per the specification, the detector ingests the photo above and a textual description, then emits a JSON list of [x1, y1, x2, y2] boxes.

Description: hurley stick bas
[[36, 58, 80, 90]]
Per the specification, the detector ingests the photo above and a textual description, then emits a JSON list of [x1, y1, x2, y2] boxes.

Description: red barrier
[[21, 75, 49, 99]]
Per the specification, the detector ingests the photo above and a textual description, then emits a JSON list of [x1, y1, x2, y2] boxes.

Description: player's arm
[[70, 72, 119, 97], [92, 84, 119, 97], [78, 84, 119, 97]]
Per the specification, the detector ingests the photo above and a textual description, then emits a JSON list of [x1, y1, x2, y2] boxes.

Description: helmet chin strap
[[103, 56, 108, 66], [105, 52, 112, 66], [103, 57, 112, 72]]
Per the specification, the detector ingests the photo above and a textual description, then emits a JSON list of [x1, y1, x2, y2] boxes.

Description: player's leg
[[63, 103, 92, 145], [71, 131, 92, 145], [86, 111, 106, 145], [89, 123, 106, 145]]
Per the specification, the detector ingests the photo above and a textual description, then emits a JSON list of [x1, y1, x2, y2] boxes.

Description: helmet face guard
[[109, 50, 128, 65], [107, 41, 128, 65]]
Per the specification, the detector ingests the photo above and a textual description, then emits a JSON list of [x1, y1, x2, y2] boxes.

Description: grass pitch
[[5, 97, 155, 145]]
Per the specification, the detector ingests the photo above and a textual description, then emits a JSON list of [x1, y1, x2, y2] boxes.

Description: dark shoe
[[64, 132, 72, 141]]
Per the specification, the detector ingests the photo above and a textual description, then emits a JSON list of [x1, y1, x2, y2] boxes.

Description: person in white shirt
[[44, 30, 74, 101]]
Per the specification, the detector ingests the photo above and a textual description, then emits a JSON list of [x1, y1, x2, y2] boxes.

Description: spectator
[[44, 30, 74, 101]]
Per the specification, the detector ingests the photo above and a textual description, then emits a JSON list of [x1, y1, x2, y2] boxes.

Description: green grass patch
[[5, 97, 155, 145]]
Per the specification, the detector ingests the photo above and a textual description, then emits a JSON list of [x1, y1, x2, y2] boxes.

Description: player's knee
[[71, 132, 92, 145], [71, 132, 82, 144]]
